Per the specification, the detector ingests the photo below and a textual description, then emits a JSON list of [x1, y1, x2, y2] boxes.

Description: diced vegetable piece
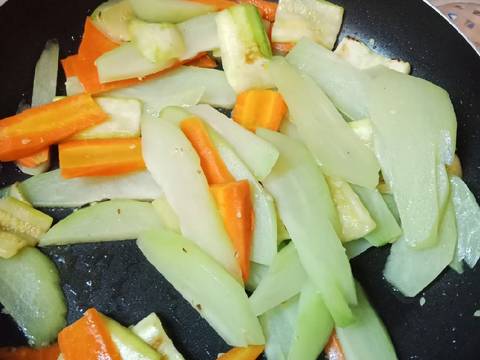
[[216, 4, 274, 93], [368, 67, 457, 248], [6, 182, 30, 204], [189, 105, 279, 180], [0, 231, 28, 259], [132, 313, 185, 360], [324, 332, 345, 360], [152, 196, 181, 233], [349, 119, 373, 150], [239, 0, 277, 21], [95, 43, 176, 83], [232, 90, 288, 132], [181, 117, 235, 184], [259, 296, 298, 360], [287, 38, 370, 120], [334, 37, 411, 73], [0, 247, 66, 347], [40, 200, 163, 246], [249, 242, 305, 316], [137, 229, 265, 346], [450, 176, 480, 268], [92, 0, 134, 42], [0, 344, 60, 360], [336, 283, 397, 360], [383, 200, 457, 297], [272, 0, 343, 50], [447, 154, 462, 178], [326, 177, 376, 242], [382, 193, 400, 224], [217, 345, 264, 359], [142, 112, 241, 279], [59, 308, 121, 360], [129, 19, 185, 64], [102, 315, 161, 360], [129, 0, 215, 23], [32, 39, 59, 107], [59, 138, 145, 178], [16, 169, 162, 208], [71, 97, 142, 140], [106, 66, 235, 113], [209, 129, 277, 265], [245, 262, 268, 292], [257, 129, 355, 326], [0, 94, 107, 161], [17, 150, 51, 176], [352, 185, 402, 246], [178, 13, 219, 60], [269, 56, 379, 188], [211, 180, 255, 281], [65, 76, 85, 96], [0, 196, 53, 245], [345, 239, 372, 260]]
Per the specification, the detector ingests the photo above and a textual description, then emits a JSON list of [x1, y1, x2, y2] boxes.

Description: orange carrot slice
[[59, 138, 145, 179], [188, 53, 218, 68], [61, 55, 79, 78], [17, 148, 50, 168], [0, 344, 60, 360], [188, 0, 235, 10], [232, 89, 288, 132], [0, 94, 107, 161], [58, 308, 121, 360], [181, 117, 235, 185], [217, 345, 265, 360], [239, 0, 277, 21], [211, 180, 254, 281], [325, 332, 345, 360]]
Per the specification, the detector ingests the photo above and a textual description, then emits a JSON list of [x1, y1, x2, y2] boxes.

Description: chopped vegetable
[[249, 242, 306, 316], [239, 0, 277, 22], [188, 0, 235, 11], [152, 196, 181, 233], [5, 182, 29, 204], [269, 56, 380, 188], [0, 231, 28, 259], [286, 38, 370, 120], [383, 199, 457, 297], [129, 0, 215, 23], [92, 0, 134, 42], [31, 40, 59, 108], [58, 308, 121, 360], [208, 129, 277, 265], [65, 76, 85, 96], [177, 13, 219, 60], [326, 177, 376, 242], [271, 0, 344, 50], [0, 344, 60, 360], [40, 200, 163, 246], [334, 37, 411, 73], [271, 42, 295, 55], [189, 105, 279, 180], [232, 90, 288, 132], [106, 66, 235, 113], [15, 169, 162, 208], [217, 345, 264, 360], [336, 283, 397, 360], [129, 19, 185, 64], [216, 4, 274, 93], [17, 149, 50, 175], [0, 94, 107, 161], [102, 314, 161, 360], [257, 129, 356, 326], [137, 229, 265, 346], [131, 313, 185, 360], [368, 67, 457, 248], [211, 180, 255, 281], [450, 176, 480, 268], [142, 111, 241, 279], [352, 185, 402, 246], [181, 117, 235, 185], [0, 196, 53, 245], [71, 97, 142, 140], [245, 262, 268, 292], [59, 138, 145, 178], [349, 119, 374, 151], [0, 247, 66, 347]]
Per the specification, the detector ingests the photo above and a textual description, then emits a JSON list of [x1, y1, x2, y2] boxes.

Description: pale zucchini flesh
[[137, 229, 265, 346], [129, 0, 215, 23], [152, 196, 181, 233], [92, 0, 134, 42], [177, 13, 219, 60], [0, 231, 28, 259]]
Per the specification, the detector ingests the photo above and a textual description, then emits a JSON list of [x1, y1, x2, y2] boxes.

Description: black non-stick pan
[[0, 0, 479, 359]]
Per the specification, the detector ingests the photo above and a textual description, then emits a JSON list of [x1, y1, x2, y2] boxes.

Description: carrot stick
[[17, 148, 50, 168], [238, 0, 277, 21], [271, 42, 295, 55], [0, 94, 107, 161], [58, 308, 121, 360], [0, 344, 60, 360], [187, 0, 235, 10], [181, 117, 235, 185], [232, 89, 288, 132], [59, 138, 145, 179], [61, 55, 78, 78], [211, 180, 254, 281], [187, 53, 218, 69], [324, 332, 345, 360], [217, 345, 264, 360]]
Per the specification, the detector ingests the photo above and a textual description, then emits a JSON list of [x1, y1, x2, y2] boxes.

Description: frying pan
[[0, 0, 479, 359]]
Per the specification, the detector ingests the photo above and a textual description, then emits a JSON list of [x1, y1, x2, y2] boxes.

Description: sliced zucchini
[[152, 196, 180, 233], [349, 119, 374, 151], [129, 0, 215, 23], [177, 13, 219, 60], [92, 0, 134, 42], [0, 231, 28, 259], [0, 247, 66, 346]]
